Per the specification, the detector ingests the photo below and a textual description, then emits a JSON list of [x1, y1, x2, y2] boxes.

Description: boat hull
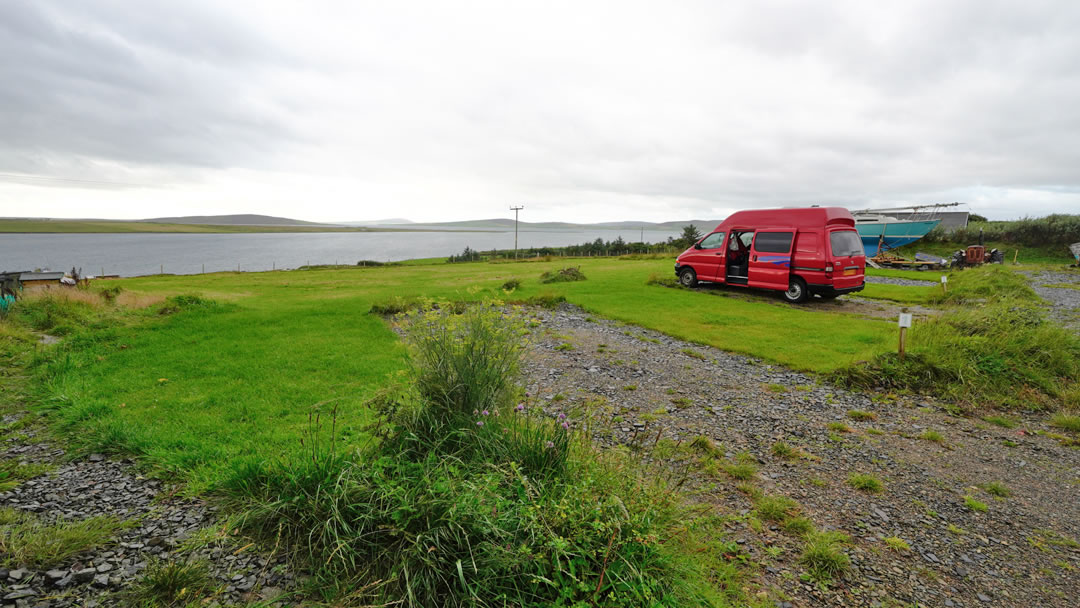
[[856, 220, 940, 256]]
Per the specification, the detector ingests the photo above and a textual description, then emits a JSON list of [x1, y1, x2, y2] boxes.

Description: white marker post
[[940, 274, 948, 295], [898, 312, 913, 359]]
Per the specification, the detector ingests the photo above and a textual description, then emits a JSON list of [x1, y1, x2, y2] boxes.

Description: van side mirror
[[693, 242, 703, 250]]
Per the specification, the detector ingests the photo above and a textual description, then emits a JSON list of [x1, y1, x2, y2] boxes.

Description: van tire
[[678, 267, 698, 288], [782, 277, 808, 303]]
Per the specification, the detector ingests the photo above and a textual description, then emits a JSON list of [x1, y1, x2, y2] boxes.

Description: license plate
[[843, 268, 856, 276]]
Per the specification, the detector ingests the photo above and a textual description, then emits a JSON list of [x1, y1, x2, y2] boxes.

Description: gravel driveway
[[0, 423, 297, 607], [1023, 270, 1080, 332], [523, 305, 1080, 607]]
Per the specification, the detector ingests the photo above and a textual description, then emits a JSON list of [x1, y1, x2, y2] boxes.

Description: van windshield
[[830, 231, 863, 257]]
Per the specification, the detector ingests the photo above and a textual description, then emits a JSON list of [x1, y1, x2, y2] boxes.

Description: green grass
[[770, 440, 800, 460], [918, 430, 945, 444], [1051, 414, 1080, 433], [722, 461, 759, 481], [884, 536, 910, 552], [799, 531, 851, 583], [782, 516, 815, 536], [0, 508, 131, 568], [984, 415, 1018, 429], [127, 558, 217, 606], [858, 282, 936, 304], [964, 495, 989, 512], [930, 265, 1038, 305], [754, 495, 799, 522], [983, 481, 1011, 497], [223, 303, 742, 606], [827, 422, 852, 433], [847, 473, 884, 493], [834, 266, 1080, 412], [846, 409, 876, 421]]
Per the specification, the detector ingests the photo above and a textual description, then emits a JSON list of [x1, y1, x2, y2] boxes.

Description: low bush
[[501, 278, 522, 291], [920, 214, 1080, 248], [539, 266, 586, 284], [157, 294, 218, 316]]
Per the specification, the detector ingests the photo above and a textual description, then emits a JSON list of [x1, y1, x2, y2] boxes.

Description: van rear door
[[749, 229, 795, 290], [828, 229, 865, 289]]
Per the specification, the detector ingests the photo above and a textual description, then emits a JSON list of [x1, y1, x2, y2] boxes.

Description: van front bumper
[[808, 282, 865, 297]]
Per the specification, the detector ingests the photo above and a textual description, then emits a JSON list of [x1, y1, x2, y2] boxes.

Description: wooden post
[[160, 264, 163, 275], [940, 274, 948, 295], [202, 263, 205, 274], [273, 261, 275, 270], [898, 311, 912, 360], [1013, 249, 1018, 264]]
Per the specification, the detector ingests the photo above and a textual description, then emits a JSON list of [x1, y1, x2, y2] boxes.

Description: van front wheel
[[678, 267, 698, 288], [782, 278, 809, 303]]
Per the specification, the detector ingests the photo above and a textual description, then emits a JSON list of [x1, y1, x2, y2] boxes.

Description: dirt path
[[522, 304, 1080, 608]]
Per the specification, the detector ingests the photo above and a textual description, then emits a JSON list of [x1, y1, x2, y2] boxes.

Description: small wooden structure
[[17, 271, 65, 287]]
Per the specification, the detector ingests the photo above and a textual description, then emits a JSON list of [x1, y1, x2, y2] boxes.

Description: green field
[[17, 258, 903, 487]]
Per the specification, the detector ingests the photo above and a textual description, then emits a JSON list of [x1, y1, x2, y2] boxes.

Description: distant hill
[[368, 218, 724, 231], [143, 214, 334, 226], [338, 218, 414, 226]]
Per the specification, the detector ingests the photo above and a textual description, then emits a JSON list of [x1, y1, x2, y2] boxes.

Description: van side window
[[795, 232, 818, 253], [698, 232, 725, 249], [753, 231, 794, 253]]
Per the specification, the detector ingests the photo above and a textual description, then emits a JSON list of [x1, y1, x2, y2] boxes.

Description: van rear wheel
[[678, 267, 698, 288], [782, 277, 809, 303]]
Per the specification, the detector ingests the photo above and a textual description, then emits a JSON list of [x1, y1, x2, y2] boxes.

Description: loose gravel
[[522, 304, 1080, 607], [1023, 270, 1080, 332], [0, 423, 297, 607], [864, 275, 937, 287]]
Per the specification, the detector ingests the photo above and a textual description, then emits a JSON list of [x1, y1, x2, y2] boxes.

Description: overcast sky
[[1, 0, 1078, 223]]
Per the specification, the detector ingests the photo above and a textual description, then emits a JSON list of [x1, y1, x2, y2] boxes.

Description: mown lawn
[[17, 257, 902, 488]]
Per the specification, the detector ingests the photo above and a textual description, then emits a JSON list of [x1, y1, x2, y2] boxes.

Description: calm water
[[0, 229, 682, 277]]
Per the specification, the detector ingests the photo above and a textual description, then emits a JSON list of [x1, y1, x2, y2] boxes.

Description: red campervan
[[673, 207, 865, 303]]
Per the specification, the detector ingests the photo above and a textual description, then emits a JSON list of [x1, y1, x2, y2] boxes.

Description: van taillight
[[825, 264, 834, 272]]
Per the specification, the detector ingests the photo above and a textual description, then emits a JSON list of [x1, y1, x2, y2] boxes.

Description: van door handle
[[752, 255, 758, 262], [715, 252, 723, 256]]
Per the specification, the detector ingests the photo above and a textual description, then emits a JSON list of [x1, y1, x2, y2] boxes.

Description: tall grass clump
[[227, 302, 738, 606], [539, 266, 587, 284], [930, 265, 1037, 305], [835, 267, 1080, 411]]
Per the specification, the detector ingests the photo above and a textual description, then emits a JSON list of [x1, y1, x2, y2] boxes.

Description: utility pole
[[510, 205, 524, 258]]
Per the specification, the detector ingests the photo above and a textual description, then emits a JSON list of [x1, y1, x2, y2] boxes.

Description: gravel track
[[523, 304, 1080, 608], [0, 423, 297, 607], [864, 276, 937, 287], [1023, 270, 1080, 332]]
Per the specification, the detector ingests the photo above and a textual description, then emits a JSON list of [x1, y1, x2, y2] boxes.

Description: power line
[[510, 205, 524, 258]]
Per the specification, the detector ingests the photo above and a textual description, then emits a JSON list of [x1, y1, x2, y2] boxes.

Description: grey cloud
[[0, 1, 301, 179]]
